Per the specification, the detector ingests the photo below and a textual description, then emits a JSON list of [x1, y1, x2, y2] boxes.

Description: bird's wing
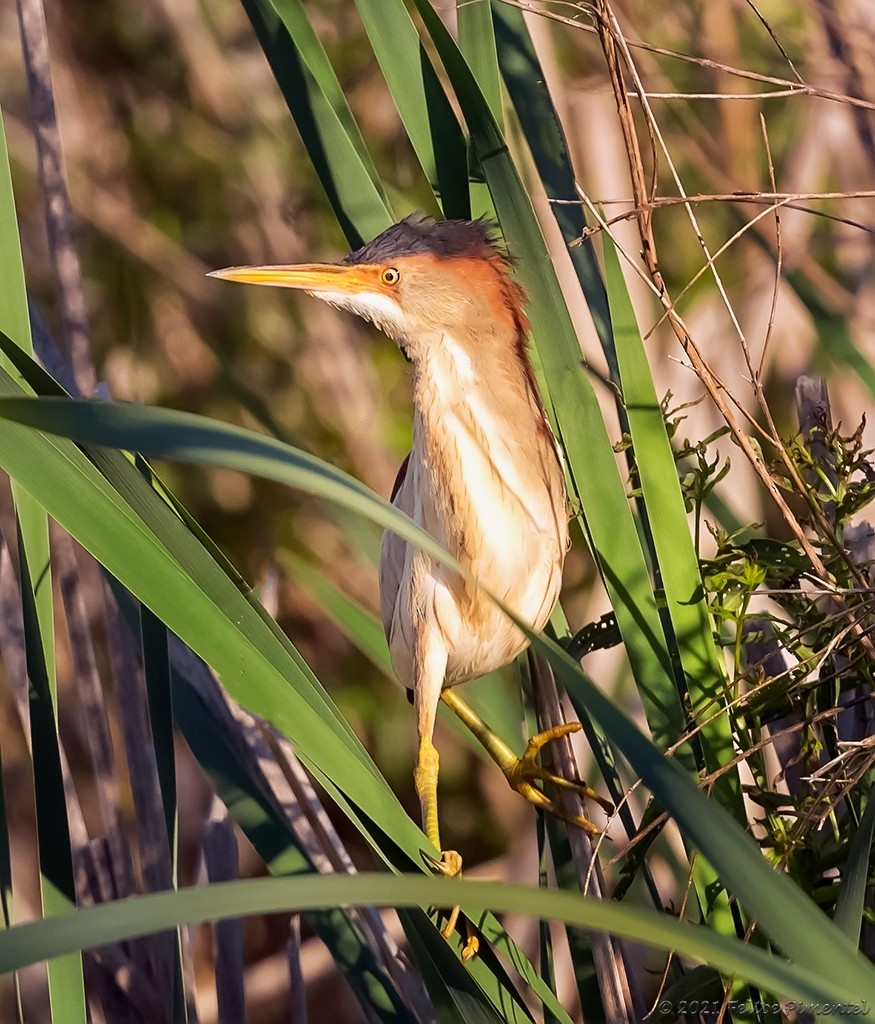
[[380, 453, 412, 643], [389, 451, 411, 503]]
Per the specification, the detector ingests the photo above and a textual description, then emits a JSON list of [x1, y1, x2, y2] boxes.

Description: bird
[[211, 215, 610, 953]]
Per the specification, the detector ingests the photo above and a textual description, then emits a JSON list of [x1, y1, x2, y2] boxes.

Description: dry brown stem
[[589, 0, 875, 659]]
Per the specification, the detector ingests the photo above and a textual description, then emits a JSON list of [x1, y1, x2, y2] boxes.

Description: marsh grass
[[1, 1, 875, 1021]]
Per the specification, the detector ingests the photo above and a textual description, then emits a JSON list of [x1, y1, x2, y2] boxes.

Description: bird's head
[[210, 215, 527, 359]]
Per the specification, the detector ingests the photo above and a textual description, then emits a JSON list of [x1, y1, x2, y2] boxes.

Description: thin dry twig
[[636, 197, 796, 344], [563, 190, 875, 238], [629, 88, 807, 100], [495, 0, 875, 112], [743, 0, 805, 84], [595, 1, 752, 352], [757, 116, 784, 383], [609, 697, 857, 864], [605, 601, 872, 864], [587, 0, 875, 663], [576, 186, 821, 570], [645, 860, 696, 1019]]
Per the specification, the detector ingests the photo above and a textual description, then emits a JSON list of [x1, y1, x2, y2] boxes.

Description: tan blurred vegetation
[[3, 0, 875, 1019]]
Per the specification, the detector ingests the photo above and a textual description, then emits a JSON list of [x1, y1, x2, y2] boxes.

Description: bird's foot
[[422, 848, 479, 961], [503, 723, 614, 834]]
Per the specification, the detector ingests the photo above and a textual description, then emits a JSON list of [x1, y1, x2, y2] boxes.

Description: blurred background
[[1, 0, 874, 1019]]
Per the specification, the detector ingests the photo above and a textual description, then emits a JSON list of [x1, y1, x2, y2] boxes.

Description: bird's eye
[[380, 267, 400, 286]]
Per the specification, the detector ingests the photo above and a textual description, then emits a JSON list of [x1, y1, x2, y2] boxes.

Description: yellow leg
[[440, 689, 613, 834], [415, 735, 460, 875], [414, 734, 479, 959]]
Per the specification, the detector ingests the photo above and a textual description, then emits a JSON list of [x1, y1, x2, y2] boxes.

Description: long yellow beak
[[208, 263, 379, 293]]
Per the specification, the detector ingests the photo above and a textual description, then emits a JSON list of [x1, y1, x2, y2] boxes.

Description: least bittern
[[212, 216, 610, 954]]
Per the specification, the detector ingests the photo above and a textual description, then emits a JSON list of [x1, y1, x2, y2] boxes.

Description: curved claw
[[422, 848, 462, 878], [517, 780, 603, 835], [422, 849, 477, 959], [504, 723, 614, 831], [461, 925, 480, 961]]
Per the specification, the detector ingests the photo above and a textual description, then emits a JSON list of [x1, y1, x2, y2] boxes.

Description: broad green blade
[[169, 650, 416, 1023], [456, 1, 501, 219], [0, 322, 571, 1024], [0, 380, 423, 864], [603, 236, 731, 778], [401, 910, 531, 1024], [834, 786, 875, 943], [0, 104, 86, 1023], [138, 603, 189, 1020], [0, 873, 866, 1008], [0, 115, 33, 371], [283, 552, 393, 675], [239, 0, 393, 246], [457, 1, 502, 126], [0, 381, 571, 1023], [352, 0, 469, 218], [3, 397, 875, 990], [408, 0, 687, 757], [256, 0, 384, 193], [490, 3, 612, 357], [16, 527, 86, 1018], [602, 234, 745, 942]]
